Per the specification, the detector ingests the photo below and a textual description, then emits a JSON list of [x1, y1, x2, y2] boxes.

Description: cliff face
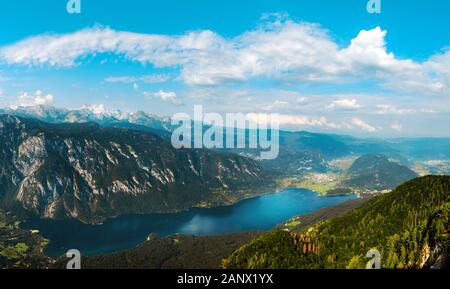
[[0, 115, 274, 223]]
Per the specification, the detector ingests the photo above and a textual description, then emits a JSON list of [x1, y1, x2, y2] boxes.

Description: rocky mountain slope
[[0, 115, 274, 223]]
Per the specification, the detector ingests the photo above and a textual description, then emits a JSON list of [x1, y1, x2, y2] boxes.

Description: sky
[[0, 0, 449, 137]]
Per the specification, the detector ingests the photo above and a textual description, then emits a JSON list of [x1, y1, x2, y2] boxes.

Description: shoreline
[[27, 186, 357, 259]]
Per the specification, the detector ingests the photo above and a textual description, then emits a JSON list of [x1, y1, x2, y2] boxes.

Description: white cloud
[[144, 90, 180, 105], [13, 90, 54, 107], [247, 113, 341, 129], [296, 96, 308, 104], [105, 74, 170, 84], [390, 122, 403, 131], [351, 117, 377, 132], [104, 76, 137, 83], [376, 104, 416, 115], [384, 50, 449, 95], [327, 98, 361, 110], [133, 83, 139, 90], [154, 90, 176, 102], [0, 20, 447, 95], [140, 74, 171, 84], [258, 100, 289, 111], [278, 115, 340, 129]]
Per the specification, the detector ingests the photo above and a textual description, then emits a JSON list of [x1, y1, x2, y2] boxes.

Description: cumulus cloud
[[143, 90, 180, 105], [327, 98, 362, 110], [351, 117, 377, 132], [247, 113, 341, 129], [0, 20, 447, 95], [13, 90, 54, 107], [245, 112, 381, 133], [278, 115, 341, 129]]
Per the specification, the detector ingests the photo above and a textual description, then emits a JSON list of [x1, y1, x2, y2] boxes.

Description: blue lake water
[[22, 188, 357, 257]]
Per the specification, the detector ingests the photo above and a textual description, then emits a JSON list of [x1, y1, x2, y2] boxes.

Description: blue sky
[[0, 0, 449, 137]]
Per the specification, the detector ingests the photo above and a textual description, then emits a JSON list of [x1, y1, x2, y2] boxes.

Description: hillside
[[51, 232, 263, 269], [344, 154, 418, 190], [0, 210, 51, 268], [0, 115, 274, 223], [224, 176, 450, 269]]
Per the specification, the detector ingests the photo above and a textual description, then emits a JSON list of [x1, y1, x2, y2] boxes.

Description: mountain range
[[0, 114, 274, 223], [0, 106, 449, 269], [3, 105, 450, 162], [0, 105, 449, 222]]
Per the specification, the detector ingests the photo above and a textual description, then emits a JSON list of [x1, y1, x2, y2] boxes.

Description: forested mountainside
[[224, 176, 450, 269], [0, 210, 51, 268], [0, 115, 274, 223], [344, 154, 418, 190], [51, 232, 263, 269]]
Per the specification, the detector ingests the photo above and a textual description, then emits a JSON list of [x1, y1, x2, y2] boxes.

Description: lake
[[22, 188, 357, 257]]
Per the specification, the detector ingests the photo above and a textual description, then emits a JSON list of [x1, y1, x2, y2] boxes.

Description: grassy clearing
[[0, 243, 29, 259], [286, 220, 301, 227], [277, 172, 344, 195]]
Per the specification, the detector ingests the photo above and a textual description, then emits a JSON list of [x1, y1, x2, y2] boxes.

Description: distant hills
[[344, 154, 418, 190], [2, 106, 450, 162], [224, 176, 450, 269], [0, 115, 274, 223]]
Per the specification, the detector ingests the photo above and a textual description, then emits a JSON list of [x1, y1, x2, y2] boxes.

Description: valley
[[0, 107, 449, 269], [1, 0, 450, 275], [21, 187, 356, 258]]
